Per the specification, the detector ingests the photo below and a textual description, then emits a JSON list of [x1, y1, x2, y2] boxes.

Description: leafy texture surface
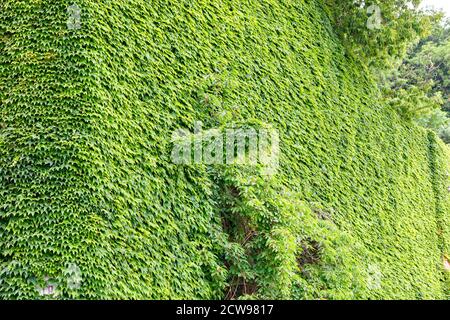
[[0, 0, 449, 299]]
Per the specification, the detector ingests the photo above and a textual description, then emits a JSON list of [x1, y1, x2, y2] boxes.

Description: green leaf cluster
[[0, 0, 449, 299]]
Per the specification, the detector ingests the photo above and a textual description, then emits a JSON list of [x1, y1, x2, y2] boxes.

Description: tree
[[380, 17, 450, 142], [325, 0, 437, 67]]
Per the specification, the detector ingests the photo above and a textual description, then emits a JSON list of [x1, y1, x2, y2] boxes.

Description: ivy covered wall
[[0, 0, 449, 299]]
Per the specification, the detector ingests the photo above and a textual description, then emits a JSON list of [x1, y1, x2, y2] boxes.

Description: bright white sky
[[420, 0, 450, 16]]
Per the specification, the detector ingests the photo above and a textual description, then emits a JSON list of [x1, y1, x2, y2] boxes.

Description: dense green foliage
[[324, 0, 436, 67], [380, 19, 450, 142], [0, 0, 449, 299]]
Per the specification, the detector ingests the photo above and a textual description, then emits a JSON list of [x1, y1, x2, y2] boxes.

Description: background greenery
[[380, 18, 450, 143], [0, 0, 449, 299]]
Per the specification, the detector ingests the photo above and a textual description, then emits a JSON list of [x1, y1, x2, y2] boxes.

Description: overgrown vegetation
[[211, 163, 367, 300], [0, 0, 449, 300], [324, 0, 436, 67], [380, 18, 450, 142], [326, 0, 450, 143]]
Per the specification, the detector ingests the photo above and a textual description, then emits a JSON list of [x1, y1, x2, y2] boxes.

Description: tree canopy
[[325, 0, 438, 67], [381, 18, 450, 143]]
